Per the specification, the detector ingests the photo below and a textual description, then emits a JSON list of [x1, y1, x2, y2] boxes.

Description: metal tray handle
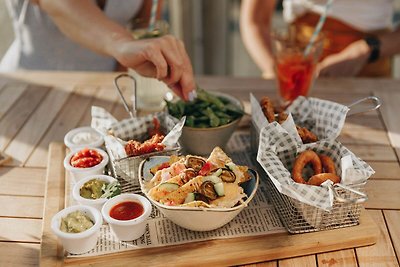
[[331, 183, 368, 204], [346, 96, 381, 117], [114, 73, 137, 119]]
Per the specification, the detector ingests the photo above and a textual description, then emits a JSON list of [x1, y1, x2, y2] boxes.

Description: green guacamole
[[80, 179, 108, 199], [60, 210, 94, 233]]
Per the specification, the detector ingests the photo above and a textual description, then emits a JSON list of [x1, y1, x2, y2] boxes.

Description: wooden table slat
[[40, 142, 66, 267], [316, 249, 357, 267], [279, 255, 316, 267], [338, 127, 390, 146], [383, 210, 400, 263], [0, 242, 40, 267], [25, 86, 97, 168], [345, 144, 397, 162], [0, 167, 46, 196], [356, 210, 399, 267], [5, 85, 74, 166], [77, 85, 120, 127], [0, 217, 42, 242], [0, 84, 50, 151], [375, 90, 400, 161], [365, 180, 400, 209], [368, 161, 400, 180], [0, 195, 43, 218], [0, 83, 28, 121]]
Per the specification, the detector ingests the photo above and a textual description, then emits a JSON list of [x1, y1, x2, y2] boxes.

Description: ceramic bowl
[[138, 156, 259, 231], [101, 194, 152, 241], [64, 147, 109, 182], [179, 92, 244, 156], [51, 205, 102, 254], [72, 175, 119, 211], [64, 126, 104, 150]]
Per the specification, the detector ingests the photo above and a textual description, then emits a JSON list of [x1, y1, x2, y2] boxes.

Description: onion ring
[[292, 150, 322, 184], [259, 96, 275, 123], [296, 126, 318, 143], [319, 154, 336, 174], [308, 173, 341, 186]]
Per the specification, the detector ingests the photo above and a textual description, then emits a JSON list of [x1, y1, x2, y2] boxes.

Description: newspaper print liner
[[250, 94, 349, 145], [256, 122, 374, 211]]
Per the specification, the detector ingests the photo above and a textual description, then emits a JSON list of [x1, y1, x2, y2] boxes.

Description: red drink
[[276, 53, 316, 103]]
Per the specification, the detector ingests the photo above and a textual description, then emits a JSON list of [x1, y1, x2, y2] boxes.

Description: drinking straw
[[303, 0, 334, 56], [148, 0, 158, 32]]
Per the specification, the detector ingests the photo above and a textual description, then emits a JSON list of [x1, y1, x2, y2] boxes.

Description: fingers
[[143, 44, 168, 79], [175, 40, 196, 100], [158, 36, 196, 100], [160, 36, 185, 86], [128, 35, 196, 101]]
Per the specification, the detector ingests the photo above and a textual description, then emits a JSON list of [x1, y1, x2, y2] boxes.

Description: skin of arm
[[240, 0, 277, 79], [34, 0, 195, 100], [318, 26, 400, 77]]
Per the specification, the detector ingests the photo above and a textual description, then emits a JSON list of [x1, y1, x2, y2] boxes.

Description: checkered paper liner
[[250, 94, 349, 147], [91, 106, 184, 184], [256, 123, 375, 231], [256, 122, 374, 211]]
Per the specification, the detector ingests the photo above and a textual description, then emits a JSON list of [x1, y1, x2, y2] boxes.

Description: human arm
[[240, 0, 277, 78], [318, 26, 400, 77], [35, 0, 195, 100]]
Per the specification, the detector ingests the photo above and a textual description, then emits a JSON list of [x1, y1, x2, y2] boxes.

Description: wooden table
[[0, 71, 399, 266]]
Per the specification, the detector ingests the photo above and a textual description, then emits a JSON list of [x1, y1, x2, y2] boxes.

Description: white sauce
[[71, 131, 100, 145]]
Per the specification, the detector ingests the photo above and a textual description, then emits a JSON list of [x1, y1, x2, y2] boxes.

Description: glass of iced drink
[[271, 30, 323, 106]]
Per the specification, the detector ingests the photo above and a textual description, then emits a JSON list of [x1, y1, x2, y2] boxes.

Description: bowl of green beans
[[166, 89, 244, 155]]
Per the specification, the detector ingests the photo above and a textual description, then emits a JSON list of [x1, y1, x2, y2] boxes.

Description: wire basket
[[262, 170, 367, 234], [106, 145, 180, 193]]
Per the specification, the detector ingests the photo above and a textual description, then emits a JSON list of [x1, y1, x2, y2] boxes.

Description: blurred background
[[1, 0, 400, 77]]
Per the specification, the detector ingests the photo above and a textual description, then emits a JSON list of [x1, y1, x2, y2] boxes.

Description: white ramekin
[[72, 175, 119, 211], [64, 147, 109, 183], [51, 205, 103, 254], [101, 194, 152, 241], [64, 126, 104, 150]]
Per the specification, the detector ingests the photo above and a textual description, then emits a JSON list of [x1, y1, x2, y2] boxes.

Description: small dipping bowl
[[64, 147, 109, 182], [101, 194, 152, 241], [72, 175, 119, 212], [51, 205, 103, 255], [64, 126, 104, 150]]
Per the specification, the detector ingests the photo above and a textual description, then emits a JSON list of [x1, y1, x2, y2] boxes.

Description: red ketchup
[[70, 148, 103, 168], [109, 201, 144, 221]]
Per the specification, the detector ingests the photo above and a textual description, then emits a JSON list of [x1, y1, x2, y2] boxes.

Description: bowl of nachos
[[138, 147, 259, 231]]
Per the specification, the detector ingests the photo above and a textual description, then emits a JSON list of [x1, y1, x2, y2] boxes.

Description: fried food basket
[[104, 74, 181, 192], [106, 146, 180, 193], [252, 96, 379, 233], [262, 170, 367, 234]]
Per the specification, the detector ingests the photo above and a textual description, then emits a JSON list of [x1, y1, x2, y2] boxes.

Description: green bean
[[166, 88, 244, 128]]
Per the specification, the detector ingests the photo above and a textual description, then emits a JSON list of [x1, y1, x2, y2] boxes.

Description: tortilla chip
[[160, 176, 204, 205], [207, 147, 232, 168], [235, 165, 251, 184], [210, 183, 246, 208]]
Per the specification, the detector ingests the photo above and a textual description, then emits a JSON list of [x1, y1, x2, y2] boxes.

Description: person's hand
[[113, 35, 196, 101], [317, 39, 371, 77]]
